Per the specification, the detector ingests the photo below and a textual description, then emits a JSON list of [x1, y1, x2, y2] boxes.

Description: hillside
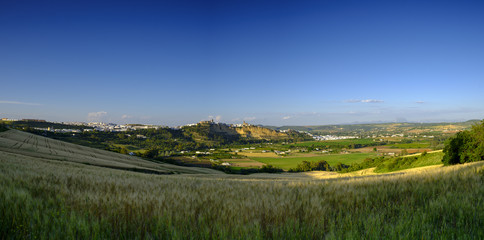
[[234, 123, 288, 139], [183, 121, 311, 143], [0, 129, 221, 175], [2, 136, 483, 238], [266, 120, 479, 135]]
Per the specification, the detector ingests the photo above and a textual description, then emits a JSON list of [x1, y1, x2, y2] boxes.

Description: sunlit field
[[1, 130, 483, 239], [251, 152, 377, 170]]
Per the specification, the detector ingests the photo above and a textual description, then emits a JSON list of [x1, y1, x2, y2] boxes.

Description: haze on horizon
[[1, 0, 483, 126]]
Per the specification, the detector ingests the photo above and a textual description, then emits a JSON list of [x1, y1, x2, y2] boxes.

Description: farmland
[[0, 129, 220, 175], [250, 153, 377, 170], [293, 139, 380, 148], [4, 119, 466, 173], [1, 129, 484, 238]]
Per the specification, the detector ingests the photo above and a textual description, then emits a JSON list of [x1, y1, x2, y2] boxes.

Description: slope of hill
[[1, 138, 483, 238], [183, 121, 311, 143], [0, 129, 221, 175]]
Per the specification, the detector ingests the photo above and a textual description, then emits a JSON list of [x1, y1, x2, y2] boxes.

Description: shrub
[[259, 165, 283, 173], [289, 160, 332, 172]]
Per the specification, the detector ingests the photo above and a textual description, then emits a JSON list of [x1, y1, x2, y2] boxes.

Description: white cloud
[[87, 111, 107, 122], [208, 115, 222, 122], [121, 114, 132, 119], [345, 99, 384, 103], [0, 100, 42, 106], [415, 101, 425, 104], [243, 117, 256, 121], [282, 116, 292, 120], [344, 99, 362, 103], [361, 99, 384, 103]]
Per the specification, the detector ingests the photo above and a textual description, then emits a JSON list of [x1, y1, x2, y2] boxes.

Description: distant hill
[[0, 129, 221, 175], [0, 120, 93, 130], [265, 120, 481, 134], [182, 121, 311, 144]]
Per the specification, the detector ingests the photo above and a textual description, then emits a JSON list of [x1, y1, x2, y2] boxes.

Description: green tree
[[333, 162, 349, 171], [120, 147, 128, 155], [443, 120, 484, 165], [400, 149, 408, 156], [311, 160, 331, 171], [142, 148, 159, 158]]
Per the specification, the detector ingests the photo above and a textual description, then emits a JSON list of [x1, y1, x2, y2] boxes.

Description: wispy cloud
[[282, 116, 292, 120], [121, 114, 132, 119], [415, 101, 425, 104], [208, 115, 222, 122], [87, 111, 107, 122], [361, 99, 384, 103], [344, 99, 362, 103], [0, 100, 42, 106], [243, 116, 256, 121], [345, 99, 384, 103]]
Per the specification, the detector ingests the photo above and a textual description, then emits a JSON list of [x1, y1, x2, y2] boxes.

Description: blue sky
[[1, 0, 484, 126]]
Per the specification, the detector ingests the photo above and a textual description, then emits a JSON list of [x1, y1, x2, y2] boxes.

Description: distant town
[[0, 118, 359, 141]]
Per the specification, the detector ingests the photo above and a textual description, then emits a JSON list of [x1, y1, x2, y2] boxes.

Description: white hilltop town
[[0, 118, 360, 141]]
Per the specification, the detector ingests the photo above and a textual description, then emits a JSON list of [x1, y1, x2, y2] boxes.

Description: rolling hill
[[0, 129, 222, 175]]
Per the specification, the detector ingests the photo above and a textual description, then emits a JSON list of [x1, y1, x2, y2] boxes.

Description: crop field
[[238, 151, 279, 158], [2, 130, 484, 239], [251, 152, 378, 170], [222, 158, 266, 168], [348, 146, 431, 155], [0, 130, 220, 175], [293, 139, 377, 148], [388, 141, 431, 149]]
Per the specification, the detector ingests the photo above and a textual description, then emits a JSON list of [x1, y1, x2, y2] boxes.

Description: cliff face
[[190, 121, 303, 142], [209, 122, 238, 136], [234, 125, 288, 140]]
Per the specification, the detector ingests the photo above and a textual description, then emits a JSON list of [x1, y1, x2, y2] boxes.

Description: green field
[[293, 139, 379, 148], [388, 141, 431, 149], [375, 151, 444, 173], [252, 152, 377, 170]]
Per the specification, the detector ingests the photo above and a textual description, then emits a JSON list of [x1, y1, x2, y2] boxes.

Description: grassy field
[[388, 141, 431, 149], [375, 151, 444, 173], [2, 130, 484, 239], [1, 147, 483, 238], [293, 139, 377, 148], [252, 152, 378, 170]]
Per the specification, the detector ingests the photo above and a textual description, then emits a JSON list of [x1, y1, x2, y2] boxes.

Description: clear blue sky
[[1, 0, 484, 126]]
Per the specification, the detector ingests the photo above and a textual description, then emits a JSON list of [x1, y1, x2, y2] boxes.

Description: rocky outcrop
[[234, 125, 288, 140], [190, 121, 308, 142]]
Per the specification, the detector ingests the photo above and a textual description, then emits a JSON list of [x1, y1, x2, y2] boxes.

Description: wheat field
[[1, 130, 484, 239], [0, 129, 220, 175]]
